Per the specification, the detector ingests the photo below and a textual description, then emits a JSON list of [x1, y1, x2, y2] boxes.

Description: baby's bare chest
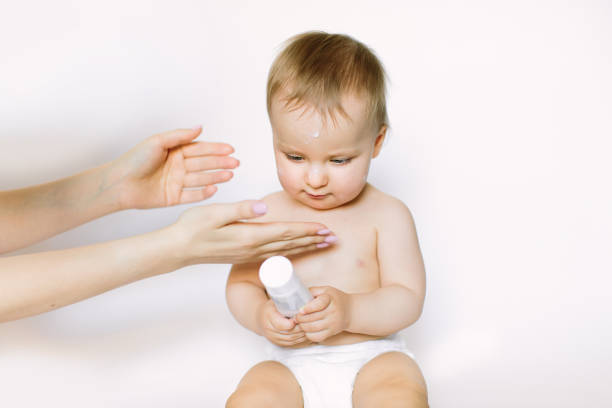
[[285, 215, 381, 294]]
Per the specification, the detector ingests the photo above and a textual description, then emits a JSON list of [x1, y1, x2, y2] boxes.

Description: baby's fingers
[[280, 323, 305, 335], [304, 329, 332, 344], [298, 318, 328, 334], [295, 309, 325, 324], [267, 328, 307, 346], [270, 315, 296, 332], [277, 330, 306, 342], [273, 335, 308, 347], [301, 293, 331, 314]]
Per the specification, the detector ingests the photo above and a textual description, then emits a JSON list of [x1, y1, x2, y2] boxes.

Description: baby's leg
[[352, 351, 428, 408], [226, 360, 303, 408]]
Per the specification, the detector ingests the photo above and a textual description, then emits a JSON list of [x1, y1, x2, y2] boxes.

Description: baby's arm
[[297, 199, 425, 340], [347, 200, 425, 335], [225, 263, 268, 333], [226, 263, 308, 346]]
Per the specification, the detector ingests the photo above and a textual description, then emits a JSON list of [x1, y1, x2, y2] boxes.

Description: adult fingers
[[185, 156, 239, 172], [260, 243, 326, 259], [181, 141, 235, 157], [178, 185, 218, 204], [156, 126, 201, 150], [254, 234, 331, 255], [183, 170, 234, 188], [208, 200, 270, 227], [237, 222, 332, 247]]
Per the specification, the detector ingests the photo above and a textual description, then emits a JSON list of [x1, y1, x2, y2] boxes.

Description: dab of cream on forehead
[[291, 107, 323, 143]]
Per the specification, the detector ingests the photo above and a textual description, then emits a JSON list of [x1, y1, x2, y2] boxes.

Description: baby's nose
[[306, 165, 328, 188]]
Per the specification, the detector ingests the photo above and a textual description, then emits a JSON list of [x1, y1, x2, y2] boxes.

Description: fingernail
[[316, 242, 330, 248], [192, 125, 202, 131], [317, 229, 331, 235], [324, 235, 338, 244], [252, 202, 267, 215]]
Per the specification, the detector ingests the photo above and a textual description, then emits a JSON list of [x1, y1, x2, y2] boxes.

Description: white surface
[[1, 1, 611, 407]]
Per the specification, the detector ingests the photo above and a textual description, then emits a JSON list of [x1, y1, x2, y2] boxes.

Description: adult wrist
[[128, 226, 191, 281], [156, 223, 196, 271], [94, 162, 126, 213]]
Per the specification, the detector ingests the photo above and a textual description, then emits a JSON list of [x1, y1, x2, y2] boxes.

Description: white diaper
[[265, 335, 415, 408]]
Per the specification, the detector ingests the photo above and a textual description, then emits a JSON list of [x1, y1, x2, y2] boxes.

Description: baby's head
[[267, 31, 388, 210]]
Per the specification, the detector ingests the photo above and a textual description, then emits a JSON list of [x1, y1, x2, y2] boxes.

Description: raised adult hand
[[110, 126, 238, 209]]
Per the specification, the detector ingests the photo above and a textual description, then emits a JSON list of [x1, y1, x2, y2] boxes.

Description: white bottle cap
[[259, 256, 296, 297], [259, 256, 313, 317]]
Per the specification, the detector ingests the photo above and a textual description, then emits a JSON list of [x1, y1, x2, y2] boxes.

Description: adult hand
[[172, 200, 334, 264], [109, 126, 238, 210], [295, 286, 352, 343], [0, 126, 238, 254], [256, 299, 308, 347], [0, 126, 337, 322]]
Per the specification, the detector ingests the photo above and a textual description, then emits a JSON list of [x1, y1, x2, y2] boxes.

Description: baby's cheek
[[337, 172, 367, 197], [278, 169, 301, 194]]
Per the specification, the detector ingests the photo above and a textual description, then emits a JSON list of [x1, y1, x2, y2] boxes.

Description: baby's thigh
[[352, 352, 428, 408], [226, 360, 303, 408]]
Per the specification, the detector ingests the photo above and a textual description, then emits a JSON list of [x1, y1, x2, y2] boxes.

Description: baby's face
[[270, 93, 385, 210]]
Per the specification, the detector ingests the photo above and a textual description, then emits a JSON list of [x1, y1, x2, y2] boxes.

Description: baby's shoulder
[[261, 190, 287, 205], [362, 186, 415, 226], [255, 191, 293, 221]]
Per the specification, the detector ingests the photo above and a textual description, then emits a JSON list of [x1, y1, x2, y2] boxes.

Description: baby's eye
[[331, 158, 351, 164], [286, 154, 304, 161]]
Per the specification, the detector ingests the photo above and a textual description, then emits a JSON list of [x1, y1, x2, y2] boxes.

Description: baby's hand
[[257, 299, 308, 347], [295, 286, 351, 343]]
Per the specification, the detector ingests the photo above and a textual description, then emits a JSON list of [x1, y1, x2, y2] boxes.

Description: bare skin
[[226, 362, 303, 408], [0, 127, 336, 323], [226, 93, 427, 406], [353, 352, 428, 408], [226, 352, 428, 408]]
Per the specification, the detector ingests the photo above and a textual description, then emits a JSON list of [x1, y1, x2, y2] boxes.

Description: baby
[[226, 31, 428, 408]]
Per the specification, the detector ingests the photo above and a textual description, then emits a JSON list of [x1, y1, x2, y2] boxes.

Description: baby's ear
[[372, 125, 387, 158]]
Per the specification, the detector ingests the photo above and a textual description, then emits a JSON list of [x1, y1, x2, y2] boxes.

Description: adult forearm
[[0, 163, 121, 253], [0, 226, 183, 323], [347, 285, 423, 336]]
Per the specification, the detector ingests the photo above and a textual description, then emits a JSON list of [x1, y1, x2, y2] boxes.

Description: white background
[[1, 1, 611, 407]]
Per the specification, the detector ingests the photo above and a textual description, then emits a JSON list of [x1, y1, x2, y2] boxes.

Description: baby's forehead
[[271, 92, 373, 132]]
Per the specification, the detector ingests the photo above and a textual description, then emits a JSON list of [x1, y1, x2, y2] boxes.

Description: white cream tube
[[259, 256, 313, 318]]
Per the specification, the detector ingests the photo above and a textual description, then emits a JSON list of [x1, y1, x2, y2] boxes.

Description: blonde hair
[[267, 31, 388, 129]]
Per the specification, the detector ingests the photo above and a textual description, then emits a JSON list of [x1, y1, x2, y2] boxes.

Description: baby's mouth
[[305, 192, 329, 200]]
